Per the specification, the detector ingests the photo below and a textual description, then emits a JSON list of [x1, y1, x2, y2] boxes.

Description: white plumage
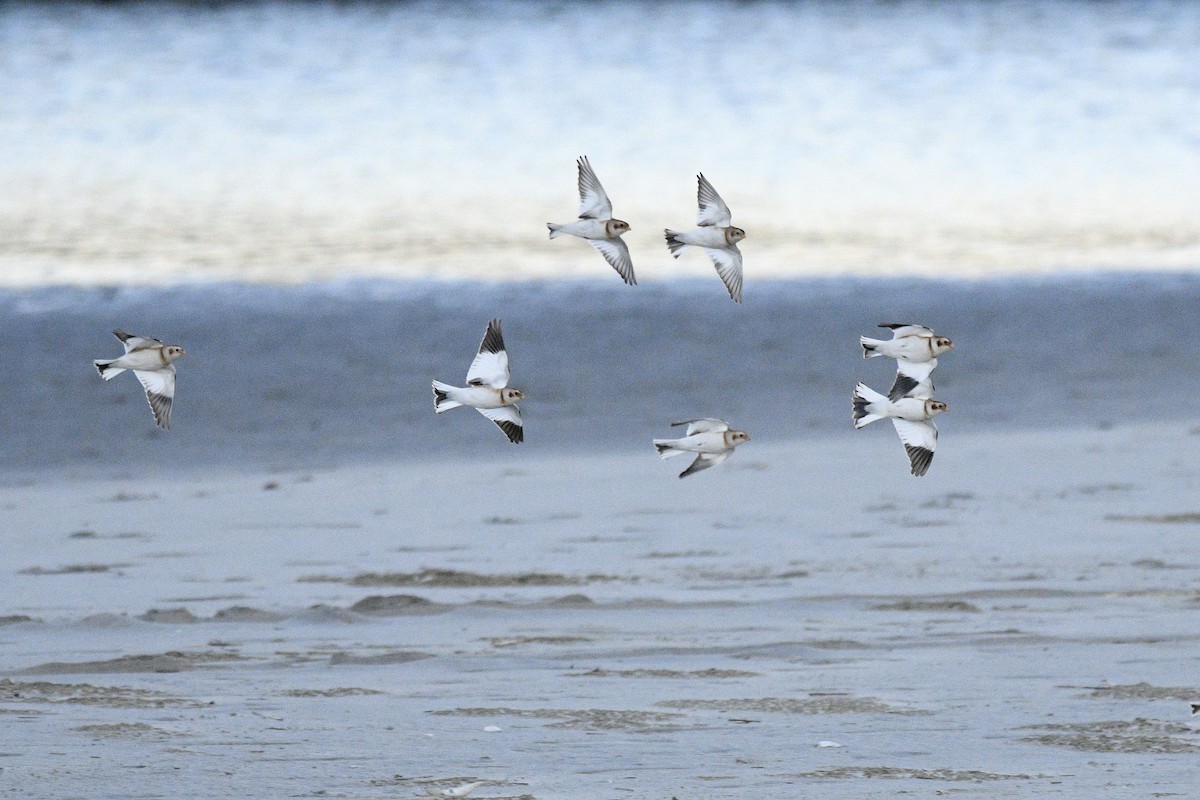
[[547, 156, 636, 285]]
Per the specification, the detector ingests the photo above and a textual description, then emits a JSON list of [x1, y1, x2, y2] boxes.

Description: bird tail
[[94, 359, 126, 380], [547, 222, 565, 240], [860, 336, 885, 358], [852, 383, 887, 428], [664, 230, 686, 258], [432, 381, 463, 413], [653, 439, 687, 459]]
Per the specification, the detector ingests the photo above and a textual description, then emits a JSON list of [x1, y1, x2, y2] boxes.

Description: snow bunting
[[1191, 702, 1199, 717], [438, 782, 486, 798], [93, 329, 185, 430], [432, 319, 524, 443], [852, 383, 947, 477], [653, 418, 750, 478], [860, 323, 953, 363], [664, 174, 746, 302], [547, 155, 636, 285]]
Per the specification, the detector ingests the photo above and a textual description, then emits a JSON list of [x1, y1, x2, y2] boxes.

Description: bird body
[[653, 418, 750, 478], [664, 174, 745, 302], [93, 329, 184, 430], [547, 156, 635, 285], [860, 323, 953, 362], [432, 319, 524, 443], [852, 383, 946, 477]]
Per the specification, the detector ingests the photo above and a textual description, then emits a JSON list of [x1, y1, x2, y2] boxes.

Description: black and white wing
[[679, 451, 729, 478], [134, 366, 176, 430], [586, 237, 637, 285], [879, 323, 933, 339], [671, 418, 729, 436], [113, 329, 163, 353], [891, 418, 938, 477], [576, 155, 613, 220], [465, 318, 510, 389], [476, 405, 523, 444], [696, 174, 732, 227], [888, 359, 937, 401], [704, 244, 743, 303]]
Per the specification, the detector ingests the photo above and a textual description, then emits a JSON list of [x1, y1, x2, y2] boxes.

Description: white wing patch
[[696, 174, 732, 227], [586, 237, 637, 285], [680, 451, 729, 478], [704, 245, 743, 303], [113, 329, 163, 353], [576, 156, 613, 220], [889, 359, 937, 400], [134, 367, 176, 430], [891, 418, 938, 476], [465, 319, 510, 389], [672, 418, 729, 436], [476, 404, 523, 443], [881, 323, 934, 339]]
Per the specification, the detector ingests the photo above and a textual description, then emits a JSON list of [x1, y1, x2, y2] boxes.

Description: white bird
[[653, 418, 750, 478], [860, 323, 954, 363], [432, 319, 524, 443], [852, 383, 947, 477], [93, 329, 185, 430], [438, 781, 486, 798], [547, 155, 636, 285], [664, 174, 746, 303]]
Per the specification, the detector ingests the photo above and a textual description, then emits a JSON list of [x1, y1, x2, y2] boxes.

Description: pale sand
[[1, 422, 1199, 798]]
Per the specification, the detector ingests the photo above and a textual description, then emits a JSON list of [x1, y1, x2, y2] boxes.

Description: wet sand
[[2, 422, 1198, 798]]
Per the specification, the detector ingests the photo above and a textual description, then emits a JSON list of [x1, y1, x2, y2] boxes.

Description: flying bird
[[653, 418, 750, 478], [664, 174, 746, 302], [547, 155, 636, 285], [860, 323, 953, 363], [432, 319, 524, 443], [93, 329, 185, 430], [852, 383, 947, 477]]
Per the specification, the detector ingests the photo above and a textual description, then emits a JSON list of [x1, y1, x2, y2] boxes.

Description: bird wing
[[586, 237, 637, 285], [704, 244, 743, 303], [576, 155, 613, 220], [113, 329, 163, 353], [465, 318, 510, 389], [476, 404, 523, 443], [879, 323, 934, 339], [891, 418, 938, 476], [679, 451, 729, 478], [134, 366, 175, 430], [888, 359, 937, 401], [671, 418, 729, 436], [696, 174, 732, 227]]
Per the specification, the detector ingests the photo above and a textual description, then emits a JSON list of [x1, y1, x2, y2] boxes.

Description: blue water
[[2, 273, 1197, 472], [2, 0, 1199, 284]]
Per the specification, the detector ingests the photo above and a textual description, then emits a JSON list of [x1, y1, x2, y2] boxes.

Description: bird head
[[934, 337, 954, 353], [502, 388, 524, 403], [608, 219, 631, 236], [165, 345, 186, 361], [728, 227, 747, 243], [729, 430, 751, 444], [927, 400, 949, 416]]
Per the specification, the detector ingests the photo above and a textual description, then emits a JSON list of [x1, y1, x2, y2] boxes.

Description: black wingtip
[[496, 419, 523, 444], [888, 375, 920, 401], [905, 445, 934, 477], [479, 319, 505, 354]]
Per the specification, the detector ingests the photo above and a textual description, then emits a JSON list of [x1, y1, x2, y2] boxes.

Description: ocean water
[[2, 0, 1200, 284]]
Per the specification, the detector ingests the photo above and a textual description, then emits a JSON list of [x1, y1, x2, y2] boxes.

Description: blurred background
[[3, 0, 1198, 285]]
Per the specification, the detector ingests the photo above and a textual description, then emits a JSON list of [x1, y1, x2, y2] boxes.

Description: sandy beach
[[2, 419, 1199, 798]]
